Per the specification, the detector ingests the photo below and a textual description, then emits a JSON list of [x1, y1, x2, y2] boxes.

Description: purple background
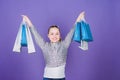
[[0, 0, 120, 80]]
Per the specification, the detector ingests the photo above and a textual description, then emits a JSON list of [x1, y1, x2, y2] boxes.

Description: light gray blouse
[[30, 26, 75, 67]]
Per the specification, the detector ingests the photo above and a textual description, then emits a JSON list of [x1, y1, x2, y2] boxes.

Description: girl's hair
[[48, 25, 62, 41]]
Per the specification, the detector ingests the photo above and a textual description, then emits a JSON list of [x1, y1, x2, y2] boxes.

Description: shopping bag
[[13, 21, 36, 53], [21, 23, 27, 46], [81, 21, 93, 42], [73, 22, 81, 43]]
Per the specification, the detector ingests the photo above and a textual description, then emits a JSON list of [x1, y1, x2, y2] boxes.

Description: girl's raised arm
[[64, 11, 85, 48], [22, 15, 46, 50]]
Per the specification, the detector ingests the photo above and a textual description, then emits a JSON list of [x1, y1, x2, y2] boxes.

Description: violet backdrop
[[0, 0, 120, 80]]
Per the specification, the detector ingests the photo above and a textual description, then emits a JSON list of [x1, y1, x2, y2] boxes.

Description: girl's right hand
[[21, 15, 33, 27]]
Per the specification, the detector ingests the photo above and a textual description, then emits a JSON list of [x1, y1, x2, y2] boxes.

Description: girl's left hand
[[76, 11, 85, 22]]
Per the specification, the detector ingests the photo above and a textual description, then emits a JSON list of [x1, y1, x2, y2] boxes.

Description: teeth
[[53, 38, 57, 40]]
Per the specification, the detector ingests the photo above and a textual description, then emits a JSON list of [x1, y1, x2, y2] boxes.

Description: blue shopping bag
[[73, 22, 81, 43], [81, 21, 93, 42], [21, 23, 27, 46]]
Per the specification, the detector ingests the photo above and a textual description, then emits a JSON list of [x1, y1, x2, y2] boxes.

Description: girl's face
[[48, 27, 61, 43]]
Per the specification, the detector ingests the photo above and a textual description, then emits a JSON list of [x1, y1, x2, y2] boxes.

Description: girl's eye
[[56, 33, 59, 35], [56, 33, 58, 35], [50, 33, 53, 35]]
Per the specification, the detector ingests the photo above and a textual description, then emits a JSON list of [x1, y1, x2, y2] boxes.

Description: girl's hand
[[21, 15, 33, 27], [76, 11, 85, 22]]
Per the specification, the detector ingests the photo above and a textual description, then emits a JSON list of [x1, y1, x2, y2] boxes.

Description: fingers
[[76, 11, 85, 22], [21, 15, 27, 22], [21, 15, 33, 27], [21, 15, 30, 22], [80, 11, 85, 16], [21, 15, 28, 19], [21, 15, 27, 19], [79, 11, 85, 19]]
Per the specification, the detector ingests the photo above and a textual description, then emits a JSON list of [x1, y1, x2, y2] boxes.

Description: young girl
[[22, 12, 85, 80]]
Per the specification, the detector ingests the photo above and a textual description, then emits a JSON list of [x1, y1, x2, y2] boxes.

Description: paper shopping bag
[[21, 23, 27, 46], [73, 22, 81, 43], [81, 21, 93, 42]]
